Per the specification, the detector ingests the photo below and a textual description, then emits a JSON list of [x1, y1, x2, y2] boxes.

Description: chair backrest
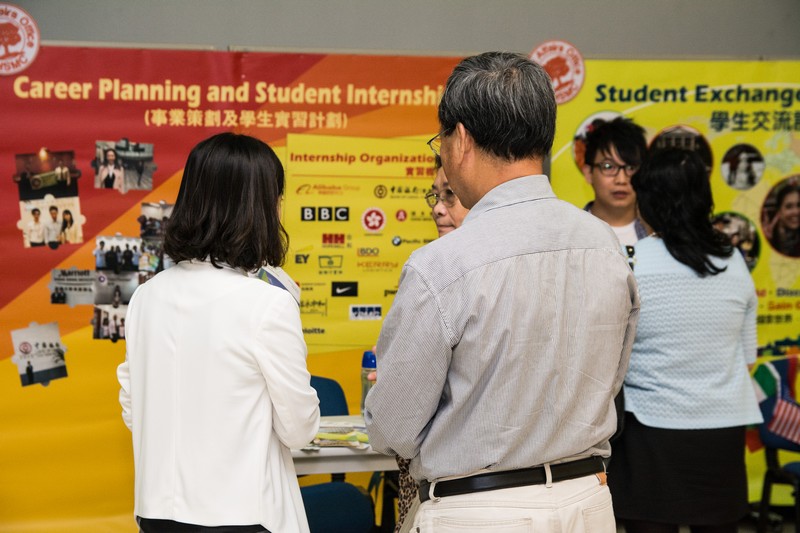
[[310, 375, 349, 417], [300, 481, 375, 533]]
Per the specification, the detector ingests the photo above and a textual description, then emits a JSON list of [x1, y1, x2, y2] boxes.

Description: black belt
[[418, 456, 605, 503]]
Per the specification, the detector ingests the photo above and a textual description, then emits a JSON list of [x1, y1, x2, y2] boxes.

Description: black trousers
[[137, 517, 269, 533]]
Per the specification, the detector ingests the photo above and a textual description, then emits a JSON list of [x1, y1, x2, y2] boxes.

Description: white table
[[293, 416, 401, 532], [292, 445, 400, 475], [292, 415, 400, 475]]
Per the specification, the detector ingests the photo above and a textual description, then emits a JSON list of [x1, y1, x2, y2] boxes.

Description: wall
[[14, 0, 800, 58]]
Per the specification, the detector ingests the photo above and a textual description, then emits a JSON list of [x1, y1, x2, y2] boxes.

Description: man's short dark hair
[[438, 51, 556, 161], [32, 208, 40, 215], [584, 117, 647, 168], [49, 205, 58, 213], [164, 132, 288, 271]]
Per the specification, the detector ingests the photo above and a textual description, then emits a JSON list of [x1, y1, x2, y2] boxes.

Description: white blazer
[[117, 259, 320, 532]]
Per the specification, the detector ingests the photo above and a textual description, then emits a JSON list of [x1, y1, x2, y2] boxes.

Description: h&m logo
[[322, 233, 345, 244]]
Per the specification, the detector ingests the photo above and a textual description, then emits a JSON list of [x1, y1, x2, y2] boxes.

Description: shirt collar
[[462, 175, 555, 225], [187, 257, 250, 276]]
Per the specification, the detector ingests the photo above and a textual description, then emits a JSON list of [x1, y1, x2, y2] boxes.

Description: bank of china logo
[[0, 4, 40, 76], [362, 207, 386, 232], [331, 281, 358, 297], [374, 185, 388, 198]]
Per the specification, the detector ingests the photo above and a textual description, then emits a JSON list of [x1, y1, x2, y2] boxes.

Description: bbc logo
[[301, 207, 349, 221]]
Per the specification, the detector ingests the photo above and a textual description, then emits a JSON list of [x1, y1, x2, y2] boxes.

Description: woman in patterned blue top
[[609, 148, 762, 533]]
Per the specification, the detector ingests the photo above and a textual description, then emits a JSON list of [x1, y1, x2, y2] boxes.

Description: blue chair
[[300, 481, 376, 533], [310, 375, 349, 482], [757, 358, 800, 533], [310, 375, 349, 417]]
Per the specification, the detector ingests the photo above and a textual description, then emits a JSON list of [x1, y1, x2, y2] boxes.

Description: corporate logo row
[[299, 206, 432, 230]]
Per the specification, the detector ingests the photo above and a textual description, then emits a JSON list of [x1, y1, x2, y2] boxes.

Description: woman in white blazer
[[117, 133, 320, 533]]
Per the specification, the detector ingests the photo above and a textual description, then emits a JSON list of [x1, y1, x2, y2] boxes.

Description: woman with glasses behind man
[[425, 155, 469, 238]]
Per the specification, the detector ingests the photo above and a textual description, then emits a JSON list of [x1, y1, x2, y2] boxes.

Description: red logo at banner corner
[[530, 40, 585, 105], [0, 3, 41, 76]]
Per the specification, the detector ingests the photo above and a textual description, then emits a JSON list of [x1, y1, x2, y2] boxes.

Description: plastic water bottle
[[360, 350, 377, 417]]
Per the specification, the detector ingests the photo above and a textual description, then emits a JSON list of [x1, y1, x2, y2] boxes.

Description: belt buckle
[[427, 480, 441, 503]]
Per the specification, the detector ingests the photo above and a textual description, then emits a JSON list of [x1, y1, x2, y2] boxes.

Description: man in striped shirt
[[365, 52, 639, 532]]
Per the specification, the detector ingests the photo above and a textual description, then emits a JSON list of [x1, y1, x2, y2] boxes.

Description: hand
[[762, 210, 779, 240], [368, 344, 378, 382]]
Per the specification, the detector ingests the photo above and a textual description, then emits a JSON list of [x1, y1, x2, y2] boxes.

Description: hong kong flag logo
[[361, 207, 386, 233]]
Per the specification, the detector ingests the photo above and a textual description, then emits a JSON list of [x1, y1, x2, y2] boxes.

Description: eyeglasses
[[425, 188, 458, 208], [426, 128, 452, 157], [592, 160, 640, 177]]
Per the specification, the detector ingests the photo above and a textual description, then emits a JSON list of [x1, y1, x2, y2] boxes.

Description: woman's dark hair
[[61, 209, 73, 231], [103, 148, 121, 168], [775, 183, 800, 216], [164, 133, 288, 271], [633, 148, 733, 276]]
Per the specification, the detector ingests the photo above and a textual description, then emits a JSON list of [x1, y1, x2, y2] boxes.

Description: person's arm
[[742, 279, 758, 368], [614, 268, 640, 394], [255, 289, 320, 449], [115, 167, 125, 191], [365, 265, 452, 460], [117, 358, 132, 430], [117, 295, 139, 431]]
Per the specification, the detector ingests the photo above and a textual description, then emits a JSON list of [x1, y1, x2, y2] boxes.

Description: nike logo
[[331, 282, 358, 296]]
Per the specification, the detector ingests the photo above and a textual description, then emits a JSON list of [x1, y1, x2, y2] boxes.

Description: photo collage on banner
[[91, 202, 174, 342], [10, 322, 67, 387], [13, 149, 85, 250], [92, 139, 157, 194]]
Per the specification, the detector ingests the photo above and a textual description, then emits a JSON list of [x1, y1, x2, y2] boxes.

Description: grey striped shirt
[[365, 174, 639, 483]]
